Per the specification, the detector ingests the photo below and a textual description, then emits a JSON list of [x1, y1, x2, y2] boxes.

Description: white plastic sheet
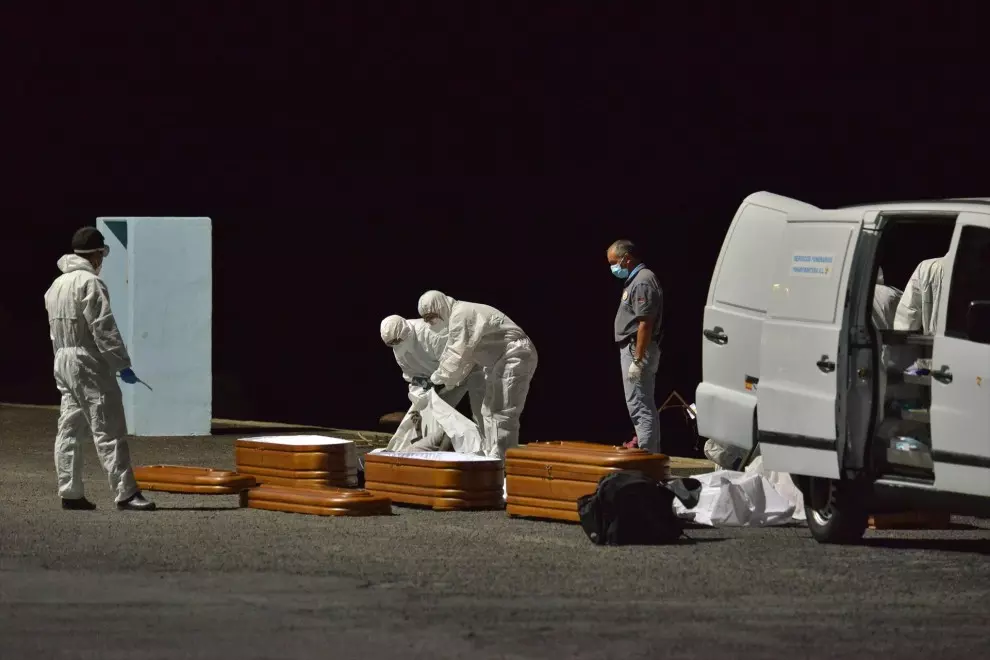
[[385, 390, 485, 455], [748, 456, 806, 523], [673, 456, 806, 527]]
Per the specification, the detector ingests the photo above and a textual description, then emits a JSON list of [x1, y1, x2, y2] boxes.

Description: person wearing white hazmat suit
[[894, 255, 947, 335], [873, 268, 902, 331], [417, 290, 538, 460], [872, 268, 903, 415], [379, 314, 485, 449], [43, 227, 155, 511]]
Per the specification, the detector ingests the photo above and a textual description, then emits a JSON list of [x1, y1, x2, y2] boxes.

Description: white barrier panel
[[97, 217, 212, 436]]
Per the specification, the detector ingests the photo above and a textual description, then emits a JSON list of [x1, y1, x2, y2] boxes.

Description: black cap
[[71, 227, 107, 254]]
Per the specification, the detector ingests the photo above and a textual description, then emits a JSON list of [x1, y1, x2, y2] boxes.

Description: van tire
[[804, 477, 869, 545]]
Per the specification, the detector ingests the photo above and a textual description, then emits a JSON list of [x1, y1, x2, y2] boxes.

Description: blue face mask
[[610, 263, 629, 279]]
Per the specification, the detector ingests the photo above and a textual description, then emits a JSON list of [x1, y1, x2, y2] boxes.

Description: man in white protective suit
[[43, 227, 155, 511], [379, 314, 484, 450], [894, 255, 947, 335], [417, 290, 538, 460], [872, 268, 904, 420], [873, 268, 902, 331]]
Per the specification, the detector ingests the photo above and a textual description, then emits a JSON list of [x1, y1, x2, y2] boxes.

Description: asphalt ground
[[2, 404, 989, 659]]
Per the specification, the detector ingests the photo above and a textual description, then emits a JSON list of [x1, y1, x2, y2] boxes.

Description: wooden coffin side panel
[[365, 481, 503, 511], [505, 458, 671, 484], [505, 494, 579, 512], [513, 441, 623, 452], [869, 511, 952, 530], [364, 462, 502, 491], [505, 501, 581, 523], [134, 465, 257, 494], [363, 453, 503, 472], [235, 465, 357, 480], [506, 442, 671, 471], [238, 470, 358, 489], [244, 485, 392, 516], [235, 438, 352, 454], [235, 447, 349, 471], [505, 474, 599, 503], [506, 459, 623, 483], [365, 481, 503, 502]]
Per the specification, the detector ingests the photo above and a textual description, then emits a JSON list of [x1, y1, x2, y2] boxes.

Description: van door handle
[[816, 355, 836, 373], [932, 365, 953, 384], [703, 326, 728, 345]]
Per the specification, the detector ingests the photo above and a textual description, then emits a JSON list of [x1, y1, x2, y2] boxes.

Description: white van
[[696, 192, 990, 543]]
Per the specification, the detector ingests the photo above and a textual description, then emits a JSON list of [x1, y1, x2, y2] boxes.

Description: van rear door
[[757, 211, 864, 479], [696, 192, 819, 452]]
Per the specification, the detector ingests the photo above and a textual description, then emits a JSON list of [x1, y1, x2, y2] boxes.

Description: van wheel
[[805, 477, 869, 545]]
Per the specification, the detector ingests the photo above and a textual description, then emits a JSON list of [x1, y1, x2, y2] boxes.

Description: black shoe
[[62, 497, 97, 510], [116, 492, 156, 511]]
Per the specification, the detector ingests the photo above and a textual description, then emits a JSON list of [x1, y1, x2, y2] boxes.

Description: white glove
[[407, 385, 430, 405], [627, 359, 643, 381]]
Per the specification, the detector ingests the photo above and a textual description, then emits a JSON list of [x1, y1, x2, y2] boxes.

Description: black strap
[[618, 332, 663, 349]]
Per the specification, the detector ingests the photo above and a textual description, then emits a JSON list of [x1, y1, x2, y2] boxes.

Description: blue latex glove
[[119, 368, 139, 384]]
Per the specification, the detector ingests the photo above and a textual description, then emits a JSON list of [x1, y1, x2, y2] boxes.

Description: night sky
[[5, 5, 987, 455]]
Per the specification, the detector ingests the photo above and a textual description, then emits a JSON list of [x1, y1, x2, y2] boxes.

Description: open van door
[[757, 210, 864, 479], [930, 212, 990, 498], [696, 192, 820, 452]]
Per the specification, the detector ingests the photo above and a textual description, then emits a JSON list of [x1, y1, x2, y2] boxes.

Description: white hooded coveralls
[[417, 291, 538, 460], [872, 269, 904, 410], [873, 269, 902, 332], [44, 255, 139, 503], [380, 315, 485, 447], [894, 257, 946, 335]]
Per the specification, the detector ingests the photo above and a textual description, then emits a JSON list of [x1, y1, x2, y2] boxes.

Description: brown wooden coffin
[[235, 465, 355, 486], [869, 511, 952, 530], [504, 441, 671, 522], [363, 451, 504, 511], [235, 435, 358, 487], [134, 465, 257, 495], [243, 484, 392, 517]]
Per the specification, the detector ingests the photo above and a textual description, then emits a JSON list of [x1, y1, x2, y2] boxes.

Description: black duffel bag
[[577, 470, 702, 545]]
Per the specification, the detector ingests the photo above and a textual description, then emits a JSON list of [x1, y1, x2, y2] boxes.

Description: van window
[[713, 204, 785, 313], [944, 225, 990, 343]]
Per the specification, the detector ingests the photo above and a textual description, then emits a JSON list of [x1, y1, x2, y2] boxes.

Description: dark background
[[3, 5, 986, 452]]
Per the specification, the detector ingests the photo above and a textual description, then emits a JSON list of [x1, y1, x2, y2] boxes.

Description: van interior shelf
[[900, 408, 931, 424], [886, 369, 933, 386], [879, 330, 934, 347]]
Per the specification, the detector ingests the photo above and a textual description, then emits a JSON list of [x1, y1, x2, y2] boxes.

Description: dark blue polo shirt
[[614, 265, 663, 344]]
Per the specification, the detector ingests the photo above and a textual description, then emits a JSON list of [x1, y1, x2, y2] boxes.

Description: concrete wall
[[97, 217, 212, 436]]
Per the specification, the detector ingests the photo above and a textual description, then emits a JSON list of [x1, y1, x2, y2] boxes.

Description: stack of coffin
[[364, 450, 504, 511], [504, 441, 671, 522], [235, 435, 359, 488]]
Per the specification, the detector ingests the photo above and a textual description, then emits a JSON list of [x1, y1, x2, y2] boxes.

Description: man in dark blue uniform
[[607, 240, 663, 453]]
